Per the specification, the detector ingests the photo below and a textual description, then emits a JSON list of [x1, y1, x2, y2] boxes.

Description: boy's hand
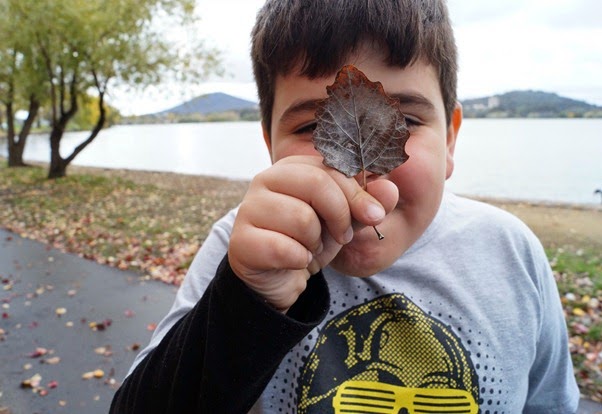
[[228, 156, 398, 312]]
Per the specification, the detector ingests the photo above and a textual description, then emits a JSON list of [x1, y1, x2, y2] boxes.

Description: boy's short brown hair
[[251, 0, 458, 135]]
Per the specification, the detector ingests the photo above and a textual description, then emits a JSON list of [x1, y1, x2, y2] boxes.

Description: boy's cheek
[[387, 154, 444, 203], [272, 140, 322, 162]]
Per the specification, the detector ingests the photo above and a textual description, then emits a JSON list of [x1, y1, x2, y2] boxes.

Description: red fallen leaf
[[29, 347, 49, 358], [128, 343, 141, 351], [573, 323, 589, 334], [147, 323, 157, 331], [2, 313, 8, 319], [47, 380, 58, 389], [89, 318, 112, 331]]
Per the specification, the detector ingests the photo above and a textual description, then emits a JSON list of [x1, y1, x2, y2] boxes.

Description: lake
[[2, 119, 601, 205]]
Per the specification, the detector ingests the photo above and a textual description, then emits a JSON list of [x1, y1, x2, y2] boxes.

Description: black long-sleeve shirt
[[110, 256, 329, 413]]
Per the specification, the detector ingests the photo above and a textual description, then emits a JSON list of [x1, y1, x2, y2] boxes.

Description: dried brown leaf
[[313, 65, 410, 179], [312, 65, 410, 239]]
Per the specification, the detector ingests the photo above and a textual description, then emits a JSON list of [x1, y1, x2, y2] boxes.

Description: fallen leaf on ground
[[43, 356, 61, 365], [94, 346, 112, 357], [20, 373, 42, 389], [29, 347, 49, 358], [82, 369, 105, 380], [89, 319, 112, 331]]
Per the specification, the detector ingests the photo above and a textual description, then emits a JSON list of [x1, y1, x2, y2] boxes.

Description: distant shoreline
[[2, 158, 601, 254]]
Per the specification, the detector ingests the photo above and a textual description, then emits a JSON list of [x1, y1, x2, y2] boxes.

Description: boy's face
[[262, 46, 462, 276]]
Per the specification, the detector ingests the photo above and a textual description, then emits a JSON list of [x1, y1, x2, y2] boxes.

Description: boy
[[110, 0, 579, 412]]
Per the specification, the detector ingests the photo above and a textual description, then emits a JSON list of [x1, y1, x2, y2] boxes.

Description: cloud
[[449, 0, 525, 25], [451, 0, 602, 104], [529, 0, 602, 29], [110, 0, 602, 114]]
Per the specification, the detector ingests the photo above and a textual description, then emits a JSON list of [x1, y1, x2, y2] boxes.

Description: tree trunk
[[5, 102, 19, 166], [5, 102, 25, 167], [47, 92, 106, 179], [47, 119, 69, 179], [7, 96, 40, 167], [48, 70, 78, 179]]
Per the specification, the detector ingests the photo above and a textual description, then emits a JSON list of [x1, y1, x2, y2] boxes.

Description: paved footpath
[[1, 228, 601, 414], [0, 229, 175, 414]]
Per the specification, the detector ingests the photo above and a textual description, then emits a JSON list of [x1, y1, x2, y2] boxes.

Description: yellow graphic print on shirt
[[297, 294, 479, 413]]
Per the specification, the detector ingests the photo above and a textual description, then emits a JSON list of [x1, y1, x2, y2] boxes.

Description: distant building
[[488, 96, 500, 109]]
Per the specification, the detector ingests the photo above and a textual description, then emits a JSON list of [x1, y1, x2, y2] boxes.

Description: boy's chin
[[330, 235, 398, 277]]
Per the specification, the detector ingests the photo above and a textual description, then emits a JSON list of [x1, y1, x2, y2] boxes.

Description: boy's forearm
[[109, 255, 330, 414]]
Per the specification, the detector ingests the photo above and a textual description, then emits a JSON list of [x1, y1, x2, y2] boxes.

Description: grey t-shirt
[[131, 192, 579, 413]]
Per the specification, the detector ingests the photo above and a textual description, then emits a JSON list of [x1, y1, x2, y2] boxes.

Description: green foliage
[[70, 94, 121, 130], [0, 0, 221, 175]]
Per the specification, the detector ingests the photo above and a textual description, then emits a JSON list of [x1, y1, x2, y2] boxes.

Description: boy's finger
[[259, 162, 353, 245], [325, 171, 398, 228], [229, 226, 312, 275], [240, 191, 323, 255]]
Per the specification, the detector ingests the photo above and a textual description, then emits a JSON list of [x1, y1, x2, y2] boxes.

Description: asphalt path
[[0, 229, 176, 414], [0, 228, 600, 414]]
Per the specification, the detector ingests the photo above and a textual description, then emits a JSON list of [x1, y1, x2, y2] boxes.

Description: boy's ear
[[261, 121, 273, 160], [445, 102, 462, 179]]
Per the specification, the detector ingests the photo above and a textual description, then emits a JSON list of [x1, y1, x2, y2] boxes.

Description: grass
[[1, 162, 601, 401], [548, 247, 602, 400], [0, 163, 248, 284], [551, 249, 602, 293]]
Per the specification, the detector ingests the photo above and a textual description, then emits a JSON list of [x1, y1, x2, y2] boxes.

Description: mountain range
[[461, 90, 602, 118], [156, 92, 258, 116], [123, 90, 601, 124], [122, 92, 260, 124]]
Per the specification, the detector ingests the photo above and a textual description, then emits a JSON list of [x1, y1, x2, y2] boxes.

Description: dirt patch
[[481, 198, 602, 252]]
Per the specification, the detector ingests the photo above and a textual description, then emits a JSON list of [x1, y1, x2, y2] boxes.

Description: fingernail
[[366, 203, 385, 221], [307, 250, 313, 265], [342, 226, 354, 244]]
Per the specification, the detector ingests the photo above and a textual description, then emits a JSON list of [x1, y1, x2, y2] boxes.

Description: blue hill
[[157, 92, 258, 116]]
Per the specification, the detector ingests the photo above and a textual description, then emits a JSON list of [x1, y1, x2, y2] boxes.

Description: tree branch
[[64, 68, 105, 165]]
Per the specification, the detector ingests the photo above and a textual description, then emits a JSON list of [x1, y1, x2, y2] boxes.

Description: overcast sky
[[111, 0, 602, 115]]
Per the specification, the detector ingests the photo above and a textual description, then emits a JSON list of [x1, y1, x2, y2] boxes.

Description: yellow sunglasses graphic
[[333, 380, 478, 414]]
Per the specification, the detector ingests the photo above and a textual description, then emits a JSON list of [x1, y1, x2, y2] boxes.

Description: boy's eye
[[404, 115, 422, 129], [294, 122, 317, 135]]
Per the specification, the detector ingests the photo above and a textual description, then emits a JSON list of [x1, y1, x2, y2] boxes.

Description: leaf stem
[[363, 170, 384, 240]]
